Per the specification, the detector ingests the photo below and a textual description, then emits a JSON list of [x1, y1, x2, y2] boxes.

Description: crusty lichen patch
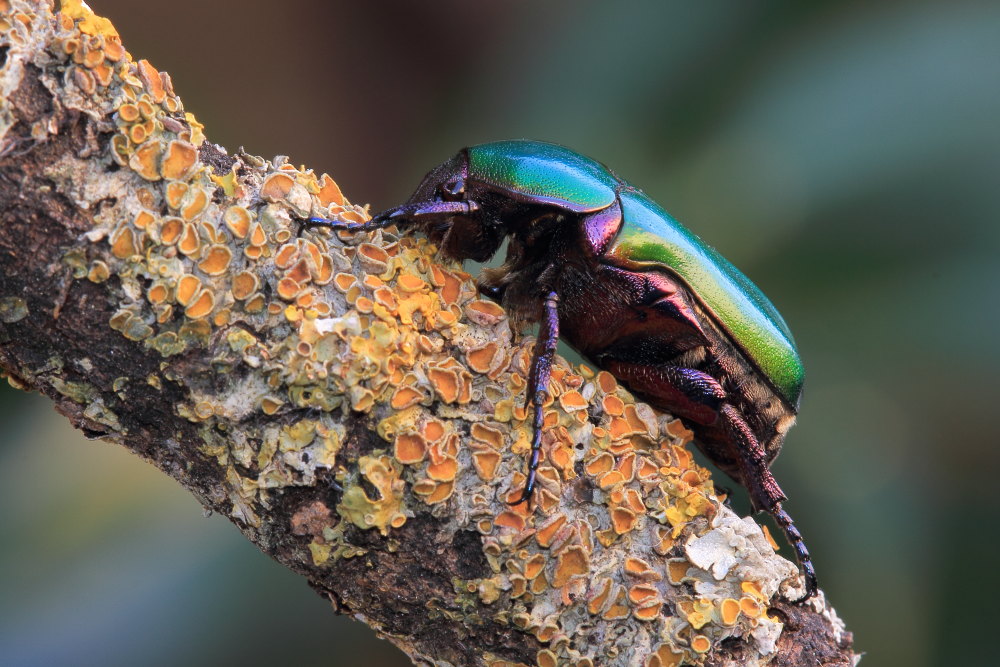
[[0, 2, 833, 665]]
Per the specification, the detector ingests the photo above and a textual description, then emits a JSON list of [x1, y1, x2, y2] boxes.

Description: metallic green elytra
[[605, 190, 804, 407], [467, 141, 618, 213], [305, 139, 817, 602]]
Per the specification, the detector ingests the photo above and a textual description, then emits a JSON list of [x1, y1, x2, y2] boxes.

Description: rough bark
[[0, 2, 856, 666]]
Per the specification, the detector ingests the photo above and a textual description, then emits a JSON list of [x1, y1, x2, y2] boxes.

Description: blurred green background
[[2, 1, 998, 665]]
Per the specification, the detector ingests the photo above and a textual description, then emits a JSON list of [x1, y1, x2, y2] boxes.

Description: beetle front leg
[[509, 291, 560, 507], [720, 404, 817, 603]]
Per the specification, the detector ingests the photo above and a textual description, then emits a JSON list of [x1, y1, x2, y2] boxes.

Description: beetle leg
[[509, 291, 560, 507], [301, 200, 480, 235], [599, 360, 725, 427], [720, 404, 817, 603]]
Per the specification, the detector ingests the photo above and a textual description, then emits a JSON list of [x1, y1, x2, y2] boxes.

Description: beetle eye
[[441, 177, 465, 199]]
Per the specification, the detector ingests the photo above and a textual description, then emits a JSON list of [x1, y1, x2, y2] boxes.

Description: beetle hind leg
[[720, 404, 817, 603]]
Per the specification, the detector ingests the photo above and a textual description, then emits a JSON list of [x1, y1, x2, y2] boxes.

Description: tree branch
[[0, 2, 855, 665]]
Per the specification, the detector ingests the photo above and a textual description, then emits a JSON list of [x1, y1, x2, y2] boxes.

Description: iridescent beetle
[[305, 141, 816, 602]]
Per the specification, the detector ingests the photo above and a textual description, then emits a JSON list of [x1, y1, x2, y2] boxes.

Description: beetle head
[[402, 150, 507, 262]]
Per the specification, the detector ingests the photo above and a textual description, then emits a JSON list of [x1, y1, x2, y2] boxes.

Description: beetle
[[304, 141, 816, 602]]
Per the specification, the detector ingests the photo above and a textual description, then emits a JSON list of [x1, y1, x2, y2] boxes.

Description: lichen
[[0, 2, 830, 664]]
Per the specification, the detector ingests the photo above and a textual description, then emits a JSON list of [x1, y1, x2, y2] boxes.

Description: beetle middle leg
[[508, 290, 559, 507]]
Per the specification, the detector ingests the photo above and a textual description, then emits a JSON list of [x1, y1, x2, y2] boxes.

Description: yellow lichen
[[338, 455, 407, 535]]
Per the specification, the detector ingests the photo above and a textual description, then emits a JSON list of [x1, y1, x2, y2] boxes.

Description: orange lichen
[[147, 283, 169, 304], [110, 226, 137, 258], [428, 367, 460, 403], [646, 645, 684, 667], [439, 270, 463, 305], [184, 289, 214, 319], [133, 209, 154, 229], [248, 222, 267, 247], [393, 433, 427, 464], [610, 507, 638, 534], [223, 205, 251, 239], [181, 188, 208, 220], [523, 554, 546, 581], [136, 59, 165, 102], [470, 422, 504, 450], [609, 416, 636, 441], [741, 580, 766, 602], [130, 140, 162, 180], [197, 245, 232, 276], [159, 217, 182, 244], [494, 511, 526, 532], [602, 394, 625, 416], [177, 222, 199, 256], [633, 601, 663, 621], [585, 452, 614, 476], [396, 273, 427, 293], [624, 557, 661, 580], [118, 102, 139, 122], [690, 635, 711, 654], [587, 577, 613, 615], [739, 596, 762, 618], [665, 418, 693, 442], [596, 370, 617, 393], [231, 271, 258, 300], [628, 584, 660, 605], [719, 597, 741, 625], [277, 277, 302, 301], [175, 274, 201, 306], [390, 386, 424, 410], [464, 299, 505, 325], [421, 420, 445, 442], [471, 449, 500, 480], [358, 243, 389, 266], [558, 390, 587, 412], [426, 457, 458, 482], [466, 342, 500, 374], [535, 515, 567, 549], [551, 545, 589, 588], [261, 172, 295, 201], [597, 470, 623, 490], [274, 243, 298, 268], [536, 650, 557, 667], [317, 173, 345, 207], [603, 587, 631, 620], [160, 140, 196, 180]]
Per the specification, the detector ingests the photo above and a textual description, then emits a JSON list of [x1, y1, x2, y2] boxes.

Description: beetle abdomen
[[603, 190, 804, 409]]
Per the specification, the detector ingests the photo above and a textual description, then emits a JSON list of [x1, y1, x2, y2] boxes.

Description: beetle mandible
[[304, 141, 816, 602]]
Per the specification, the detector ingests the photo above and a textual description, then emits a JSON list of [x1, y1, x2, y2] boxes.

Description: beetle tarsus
[[774, 504, 818, 603]]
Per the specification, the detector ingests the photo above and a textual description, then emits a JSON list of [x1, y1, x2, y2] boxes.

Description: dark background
[[2, 1, 998, 665]]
